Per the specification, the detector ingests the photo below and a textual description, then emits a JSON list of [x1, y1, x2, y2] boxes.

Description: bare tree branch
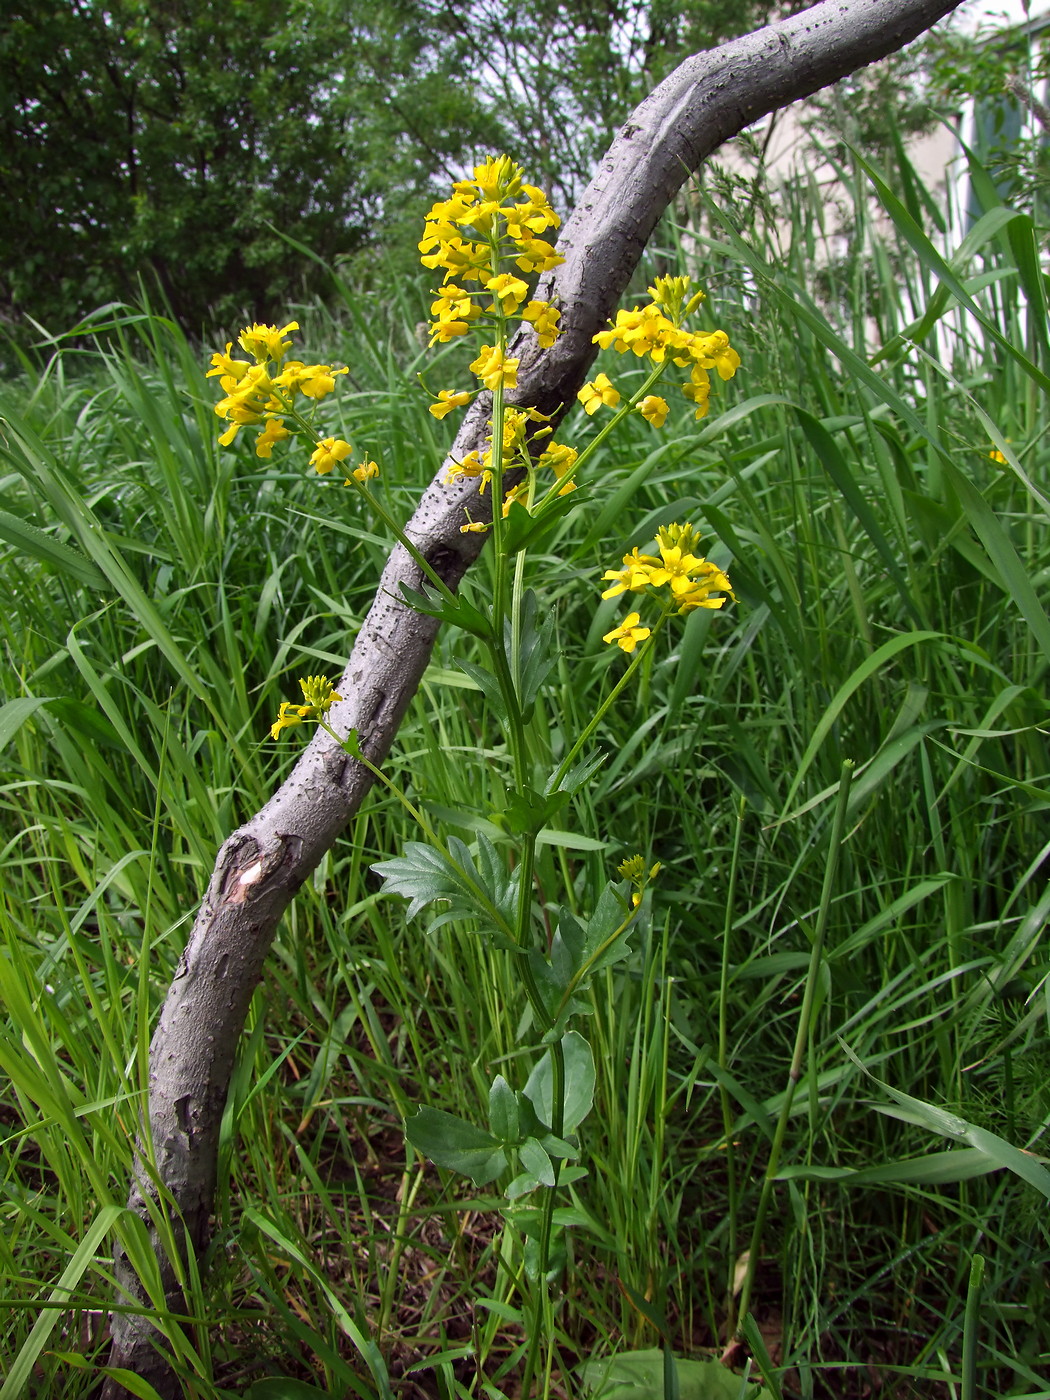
[[104, 1, 965, 1391]]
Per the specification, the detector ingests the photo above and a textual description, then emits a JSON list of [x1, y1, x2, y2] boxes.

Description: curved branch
[[104, 0, 964, 1391]]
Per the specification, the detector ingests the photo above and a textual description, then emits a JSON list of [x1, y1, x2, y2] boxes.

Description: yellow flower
[[578, 372, 620, 415], [692, 330, 741, 381], [206, 343, 251, 381], [603, 612, 651, 653], [601, 547, 659, 598], [523, 299, 561, 347], [255, 417, 292, 459], [430, 284, 480, 320], [469, 154, 524, 202], [639, 395, 669, 428], [309, 437, 353, 474], [238, 321, 299, 364], [656, 523, 701, 554], [600, 525, 732, 612], [420, 234, 490, 283], [460, 519, 489, 534], [429, 389, 472, 420], [213, 362, 273, 444], [513, 237, 562, 275], [501, 480, 530, 517], [350, 460, 379, 482], [429, 315, 473, 344], [470, 344, 518, 392], [537, 441, 578, 494], [269, 674, 342, 740], [485, 273, 530, 316], [296, 364, 349, 399], [617, 854, 662, 906], [270, 701, 308, 740], [681, 368, 711, 420], [989, 448, 1007, 463], [444, 449, 490, 488]]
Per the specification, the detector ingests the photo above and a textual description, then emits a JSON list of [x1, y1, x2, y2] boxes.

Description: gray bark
[[103, 0, 964, 1392]]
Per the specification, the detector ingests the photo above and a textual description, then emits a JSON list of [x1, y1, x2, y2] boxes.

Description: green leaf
[[0, 1204, 125, 1400], [796, 410, 922, 627], [506, 1170, 541, 1200], [546, 752, 607, 798], [372, 834, 517, 938], [455, 655, 508, 720], [841, 1048, 1050, 1201], [400, 582, 494, 641], [44, 696, 126, 752], [582, 883, 634, 975], [502, 785, 571, 837], [523, 1031, 595, 1134], [0, 697, 53, 753], [95, 1371, 166, 1400], [578, 1349, 772, 1400], [502, 492, 579, 554], [405, 1106, 507, 1186], [512, 589, 557, 718], [536, 828, 610, 851], [488, 1075, 520, 1143], [519, 1137, 556, 1187], [246, 1381, 335, 1400], [0, 507, 107, 588], [776, 1147, 1011, 1187]]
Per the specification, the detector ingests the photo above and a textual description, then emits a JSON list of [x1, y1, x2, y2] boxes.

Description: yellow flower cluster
[[270, 675, 342, 740], [420, 156, 565, 412], [578, 277, 741, 424], [617, 854, 662, 907], [601, 523, 732, 649], [209, 321, 349, 453], [209, 321, 378, 484]]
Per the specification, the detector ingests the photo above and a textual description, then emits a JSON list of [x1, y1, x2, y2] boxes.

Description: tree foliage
[[0, 0, 501, 334]]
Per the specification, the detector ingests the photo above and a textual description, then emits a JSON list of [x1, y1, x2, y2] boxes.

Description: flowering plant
[[210, 154, 740, 1398]]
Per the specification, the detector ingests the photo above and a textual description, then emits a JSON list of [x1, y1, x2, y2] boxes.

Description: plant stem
[[720, 796, 747, 1336], [736, 760, 854, 1332], [530, 360, 668, 512], [278, 396, 460, 605], [962, 1253, 985, 1400], [550, 610, 670, 792]]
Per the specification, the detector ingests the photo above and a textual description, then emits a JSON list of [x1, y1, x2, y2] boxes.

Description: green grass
[[1, 137, 1049, 1399]]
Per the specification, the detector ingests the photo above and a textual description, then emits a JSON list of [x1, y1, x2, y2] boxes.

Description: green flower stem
[[277, 396, 459, 607], [962, 1253, 985, 1400], [519, 1037, 565, 1400], [549, 608, 671, 793], [484, 632, 529, 793], [319, 720, 518, 946], [320, 719, 439, 844], [510, 544, 529, 709], [486, 240, 510, 630], [554, 907, 637, 1023], [719, 796, 747, 1336], [736, 760, 854, 1333], [530, 360, 667, 515]]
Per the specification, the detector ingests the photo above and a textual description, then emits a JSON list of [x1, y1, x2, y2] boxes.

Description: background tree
[[0, 0, 502, 336]]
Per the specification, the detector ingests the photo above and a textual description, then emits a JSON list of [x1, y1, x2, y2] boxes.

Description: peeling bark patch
[[221, 849, 262, 904], [237, 859, 264, 888]]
